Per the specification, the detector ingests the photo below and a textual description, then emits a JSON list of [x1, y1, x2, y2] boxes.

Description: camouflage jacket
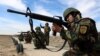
[[60, 18, 98, 53], [41, 26, 51, 33]]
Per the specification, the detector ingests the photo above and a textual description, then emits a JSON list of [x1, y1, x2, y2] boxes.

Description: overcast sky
[[0, 0, 100, 35]]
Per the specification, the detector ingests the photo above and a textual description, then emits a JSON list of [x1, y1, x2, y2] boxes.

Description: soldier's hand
[[52, 23, 62, 32]]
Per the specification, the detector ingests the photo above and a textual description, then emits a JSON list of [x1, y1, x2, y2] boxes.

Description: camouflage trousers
[[44, 32, 50, 45]]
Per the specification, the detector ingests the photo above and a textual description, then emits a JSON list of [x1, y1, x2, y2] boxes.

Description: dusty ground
[[49, 36, 70, 50], [0, 35, 69, 56], [1, 34, 98, 56], [0, 35, 27, 56]]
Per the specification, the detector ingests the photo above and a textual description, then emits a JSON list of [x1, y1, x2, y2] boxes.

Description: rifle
[[7, 8, 68, 52], [7, 8, 68, 28]]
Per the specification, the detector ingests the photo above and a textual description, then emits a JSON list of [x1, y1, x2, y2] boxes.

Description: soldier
[[52, 7, 98, 56], [18, 32, 24, 41], [27, 31, 32, 43], [25, 31, 32, 43], [40, 23, 51, 45], [33, 27, 46, 49]]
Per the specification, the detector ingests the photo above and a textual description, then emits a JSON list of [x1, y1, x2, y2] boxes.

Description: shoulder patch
[[79, 17, 94, 35]]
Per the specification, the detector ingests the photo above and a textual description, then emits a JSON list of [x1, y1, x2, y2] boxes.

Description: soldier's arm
[[40, 24, 44, 28], [60, 28, 78, 49], [49, 27, 51, 31], [90, 20, 98, 41], [60, 28, 72, 41]]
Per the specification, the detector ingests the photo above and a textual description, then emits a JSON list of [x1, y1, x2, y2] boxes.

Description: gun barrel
[[7, 9, 26, 15], [30, 13, 62, 22]]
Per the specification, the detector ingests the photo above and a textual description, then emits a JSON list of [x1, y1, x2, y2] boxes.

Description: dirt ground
[[0, 35, 27, 56], [1, 34, 99, 56], [0, 35, 69, 56], [49, 36, 70, 50]]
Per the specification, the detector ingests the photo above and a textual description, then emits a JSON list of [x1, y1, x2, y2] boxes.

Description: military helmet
[[45, 22, 49, 26], [35, 27, 41, 31], [63, 7, 81, 21]]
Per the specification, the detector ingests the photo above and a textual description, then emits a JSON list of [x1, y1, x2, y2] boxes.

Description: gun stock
[[7, 9, 68, 28]]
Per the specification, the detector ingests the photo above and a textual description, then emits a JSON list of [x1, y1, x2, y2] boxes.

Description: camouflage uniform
[[18, 33, 24, 41], [33, 27, 46, 49], [61, 8, 98, 56], [41, 23, 51, 45], [25, 31, 32, 43]]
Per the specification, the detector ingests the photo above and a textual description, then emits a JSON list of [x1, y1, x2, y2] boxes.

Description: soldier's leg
[[46, 33, 49, 45], [45, 33, 48, 45], [27, 35, 32, 43], [47, 36, 49, 45], [40, 37, 46, 49], [33, 39, 41, 49], [45, 37, 49, 45]]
